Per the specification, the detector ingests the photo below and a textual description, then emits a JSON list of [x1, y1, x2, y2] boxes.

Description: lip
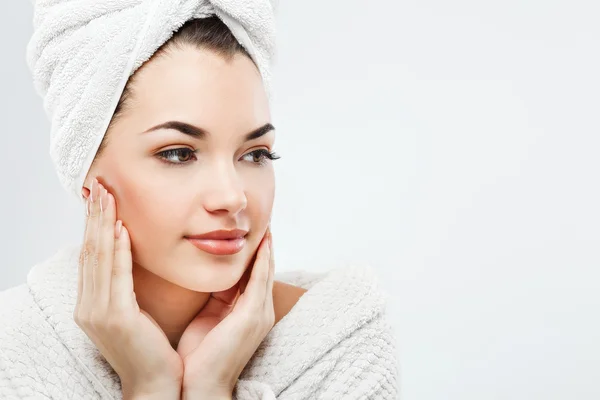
[[185, 229, 248, 256], [186, 229, 248, 240]]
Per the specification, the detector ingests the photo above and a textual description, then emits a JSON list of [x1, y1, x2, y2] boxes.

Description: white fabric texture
[[0, 244, 400, 399], [26, 0, 277, 201]]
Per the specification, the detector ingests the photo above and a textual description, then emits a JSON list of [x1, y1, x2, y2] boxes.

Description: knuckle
[[83, 242, 95, 261], [108, 304, 134, 330], [105, 315, 125, 333], [96, 248, 107, 266], [88, 311, 104, 328], [88, 204, 100, 218], [75, 311, 90, 327]]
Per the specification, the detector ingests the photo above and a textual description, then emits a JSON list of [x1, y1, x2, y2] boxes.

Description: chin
[[165, 254, 250, 293]]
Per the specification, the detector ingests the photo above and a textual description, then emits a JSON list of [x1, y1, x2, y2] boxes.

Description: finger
[[80, 178, 101, 311], [264, 230, 275, 309], [238, 256, 254, 296], [76, 190, 90, 309], [109, 223, 136, 314], [246, 230, 271, 308], [76, 245, 84, 312], [92, 184, 117, 310]]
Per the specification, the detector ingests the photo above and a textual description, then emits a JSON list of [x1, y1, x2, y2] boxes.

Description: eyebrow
[[142, 121, 275, 142]]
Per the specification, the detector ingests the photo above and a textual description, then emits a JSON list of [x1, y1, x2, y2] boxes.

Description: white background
[[1, 1, 599, 399]]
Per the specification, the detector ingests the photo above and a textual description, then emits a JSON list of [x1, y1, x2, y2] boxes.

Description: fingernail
[[115, 220, 122, 239], [81, 187, 90, 200]]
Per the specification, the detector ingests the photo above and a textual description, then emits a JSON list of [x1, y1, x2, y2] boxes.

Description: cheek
[[246, 171, 275, 228], [108, 163, 275, 272], [111, 171, 189, 256]]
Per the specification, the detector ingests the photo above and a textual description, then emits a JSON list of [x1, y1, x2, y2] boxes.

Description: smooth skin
[[75, 45, 307, 398], [76, 181, 184, 399], [77, 178, 276, 398]]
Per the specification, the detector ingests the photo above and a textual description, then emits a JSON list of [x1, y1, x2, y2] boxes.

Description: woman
[[0, 1, 399, 399]]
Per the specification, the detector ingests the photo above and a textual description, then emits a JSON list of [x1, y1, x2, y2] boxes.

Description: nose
[[202, 162, 247, 216]]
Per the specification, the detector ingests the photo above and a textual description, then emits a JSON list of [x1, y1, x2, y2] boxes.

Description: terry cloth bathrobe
[[12, 0, 400, 398], [0, 244, 399, 399]]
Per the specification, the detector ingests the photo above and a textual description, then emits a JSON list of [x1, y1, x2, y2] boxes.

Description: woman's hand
[[74, 178, 184, 399], [177, 227, 275, 398]]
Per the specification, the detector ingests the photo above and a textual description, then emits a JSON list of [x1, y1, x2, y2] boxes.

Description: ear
[[81, 186, 90, 200], [82, 159, 102, 199], [81, 171, 96, 199]]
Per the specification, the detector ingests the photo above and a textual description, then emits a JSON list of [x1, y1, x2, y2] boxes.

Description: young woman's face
[[87, 45, 275, 292]]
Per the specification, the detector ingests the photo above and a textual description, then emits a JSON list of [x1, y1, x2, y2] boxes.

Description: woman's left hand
[[177, 227, 275, 398]]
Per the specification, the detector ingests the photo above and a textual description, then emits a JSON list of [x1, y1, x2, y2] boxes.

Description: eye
[[241, 149, 281, 166], [156, 148, 197, 165]]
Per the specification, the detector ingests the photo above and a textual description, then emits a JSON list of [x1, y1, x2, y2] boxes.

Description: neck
[[132, 263, 210, 348], [130, 263, 304, 349]]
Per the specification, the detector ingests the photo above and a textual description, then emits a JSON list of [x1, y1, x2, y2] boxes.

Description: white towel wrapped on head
[[26, 0, 277, 201]]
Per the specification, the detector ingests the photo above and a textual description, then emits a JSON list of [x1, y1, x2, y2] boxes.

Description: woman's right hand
[[74, 178, 184, 399]]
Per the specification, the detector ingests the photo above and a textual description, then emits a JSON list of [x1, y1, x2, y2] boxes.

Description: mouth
[[185, 230, 248, 256]]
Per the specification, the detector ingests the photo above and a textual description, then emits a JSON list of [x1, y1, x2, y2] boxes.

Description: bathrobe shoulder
[[0, 244, 399, 399]]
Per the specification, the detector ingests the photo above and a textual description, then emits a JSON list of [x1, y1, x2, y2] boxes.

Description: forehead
[[126, 46, 270, 133]]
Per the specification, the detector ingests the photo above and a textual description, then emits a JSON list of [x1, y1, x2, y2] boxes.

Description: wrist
[[131, 394, 180, 400], [122, 385, 181, 400], [183, 394, 231, 400], [121, 374, 183, 400], [182, 386, 232, 400]]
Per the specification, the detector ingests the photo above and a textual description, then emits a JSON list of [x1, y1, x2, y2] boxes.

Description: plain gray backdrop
[[2, 1, 599, 399]]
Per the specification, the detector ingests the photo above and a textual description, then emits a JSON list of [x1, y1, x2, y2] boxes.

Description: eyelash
[[156, 148, 281, 167]]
